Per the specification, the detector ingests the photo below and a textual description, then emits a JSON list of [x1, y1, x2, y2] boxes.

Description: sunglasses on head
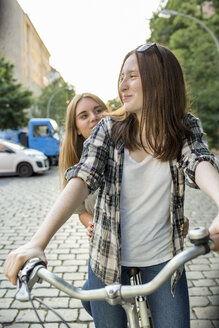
[[136, 43, 156, 52], [136, 42, 163, 66]]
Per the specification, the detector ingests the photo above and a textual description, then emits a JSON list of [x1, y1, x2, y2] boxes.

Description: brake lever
[[16, 258, 47, 301]]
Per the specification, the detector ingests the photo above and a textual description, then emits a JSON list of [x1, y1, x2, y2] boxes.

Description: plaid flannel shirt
[[65, 113, 218, 291]]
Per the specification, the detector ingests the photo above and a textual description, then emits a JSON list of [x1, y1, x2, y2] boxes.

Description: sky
[[17, 0, 165, 103]]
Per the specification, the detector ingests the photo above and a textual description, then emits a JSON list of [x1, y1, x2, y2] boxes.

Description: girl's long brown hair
[[112, 44, 192, 161], [59, 93, 108, 188]]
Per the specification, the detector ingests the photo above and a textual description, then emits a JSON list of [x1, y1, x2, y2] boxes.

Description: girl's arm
[[195, 161, 219, 239], [4, 177, 89, 285]]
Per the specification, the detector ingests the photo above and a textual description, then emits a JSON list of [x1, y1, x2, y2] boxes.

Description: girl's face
[[75, 97, 104, 139], [119, 53, 143, 120]]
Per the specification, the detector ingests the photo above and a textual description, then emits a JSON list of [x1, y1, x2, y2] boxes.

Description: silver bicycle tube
[[122, 302, 140, 328], [37, 242, 214, 301], [37, 269, 107, 300], [120, 242, 213, 299], [128, 267, 151, 328]]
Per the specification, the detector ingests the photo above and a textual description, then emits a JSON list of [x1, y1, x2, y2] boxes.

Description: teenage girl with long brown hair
[[4, 43, 219, 328]]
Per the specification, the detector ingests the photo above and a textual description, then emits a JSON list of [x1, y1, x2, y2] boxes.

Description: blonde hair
[[59, 93, 108, 188]]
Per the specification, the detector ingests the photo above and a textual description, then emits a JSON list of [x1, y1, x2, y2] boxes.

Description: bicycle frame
[[16, 227, 218, 328]]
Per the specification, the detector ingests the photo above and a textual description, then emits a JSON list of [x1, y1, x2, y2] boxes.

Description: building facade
[[0, 0, 51, 96]]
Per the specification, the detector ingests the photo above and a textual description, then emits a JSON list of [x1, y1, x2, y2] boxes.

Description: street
[[0, 167, 219, 328]]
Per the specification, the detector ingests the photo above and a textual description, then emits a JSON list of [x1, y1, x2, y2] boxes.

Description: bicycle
[[16, 227, 219, 328]]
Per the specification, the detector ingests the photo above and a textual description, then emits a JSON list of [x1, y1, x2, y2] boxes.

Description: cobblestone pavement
[[0, 167, 219, 328]]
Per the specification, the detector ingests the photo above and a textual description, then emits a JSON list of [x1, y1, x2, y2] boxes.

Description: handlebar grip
[[188, 227, 209, 245]]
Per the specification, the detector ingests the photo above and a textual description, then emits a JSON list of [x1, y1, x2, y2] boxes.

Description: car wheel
[[17, 162, 33, 177]]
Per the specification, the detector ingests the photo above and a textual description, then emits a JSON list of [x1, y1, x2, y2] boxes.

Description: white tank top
[[120, 148, 173, 267]]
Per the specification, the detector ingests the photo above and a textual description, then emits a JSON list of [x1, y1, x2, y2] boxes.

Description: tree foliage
[[107, 97, 122, 112], [149, 0, 219, 148], [0, 57, 33, 129], [35, 78, 75, 127]]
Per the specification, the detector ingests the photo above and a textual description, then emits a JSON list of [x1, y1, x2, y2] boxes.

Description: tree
[[0, 57, 33, 129], [149, 0, 219, 148], [35, 78, 75, 127], [107, 97, 122, 112]]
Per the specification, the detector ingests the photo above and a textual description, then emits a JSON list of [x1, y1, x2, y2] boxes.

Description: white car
[[0, 139, 49, 177]]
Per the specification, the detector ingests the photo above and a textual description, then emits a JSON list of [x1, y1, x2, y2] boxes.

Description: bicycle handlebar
[[16, 227, 219, 304]]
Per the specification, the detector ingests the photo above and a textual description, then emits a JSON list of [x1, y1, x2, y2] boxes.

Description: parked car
[[0, 118, 62, 165], [0, 139, 49, 177]]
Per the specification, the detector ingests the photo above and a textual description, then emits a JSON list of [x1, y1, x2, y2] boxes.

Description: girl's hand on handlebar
[[3, 242, 47, 286], [209, 213, 219, 253]]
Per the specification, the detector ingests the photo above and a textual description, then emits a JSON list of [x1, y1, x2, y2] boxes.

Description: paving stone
[[79, 266, 89, 273], [208, 296, 219, 305], [210, 287, 219, 294], [5, 289, 17, 298], [188, 264, 211, 271], [11, 299, 39, 309], [193, 306, 219, 319], [16, 309, 47, 322], [46, 254, 58, 260], [40, 297, 69, 308], [189, 287, 212, 296], [0, 309, 18, 323], [210, 258, 219, 264], [213, 320, 219, 328], [35, 280, 51, 288], [0, 280, 16, 289], [88, 323, 95, 328], [5, 324, 29, 328], [79, 308, 93, 322], [32, 288, 59, 297], [193, 279, 216, 287], [190, 310, 196, 320], [60, 324, 87, 328], [73, 280, 85, 288], [59, 255, 77, 260], [63, 273, 85, 280], [187, 271, 204, 279], [63, 260, 87, 266], [53, 266, 78, 273], [47, 260, 62, 267], [191, 320, 214, 328], [203, 271, 219, 279], [0, 290, 6, 298], [76, 254, 89, 260], [69, 299, 83, 309], [0, 298, 13, 308], [211, 264, 219, 270], [45, 308, 78, 322], [190, 296, 210, 307], [31, 324, 59, 328]]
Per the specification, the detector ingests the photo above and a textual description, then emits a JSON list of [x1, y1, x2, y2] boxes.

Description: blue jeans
[[82, 261, 190, 328]]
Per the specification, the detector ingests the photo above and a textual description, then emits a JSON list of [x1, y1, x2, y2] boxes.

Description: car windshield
[[50, 120, 61, 140]]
